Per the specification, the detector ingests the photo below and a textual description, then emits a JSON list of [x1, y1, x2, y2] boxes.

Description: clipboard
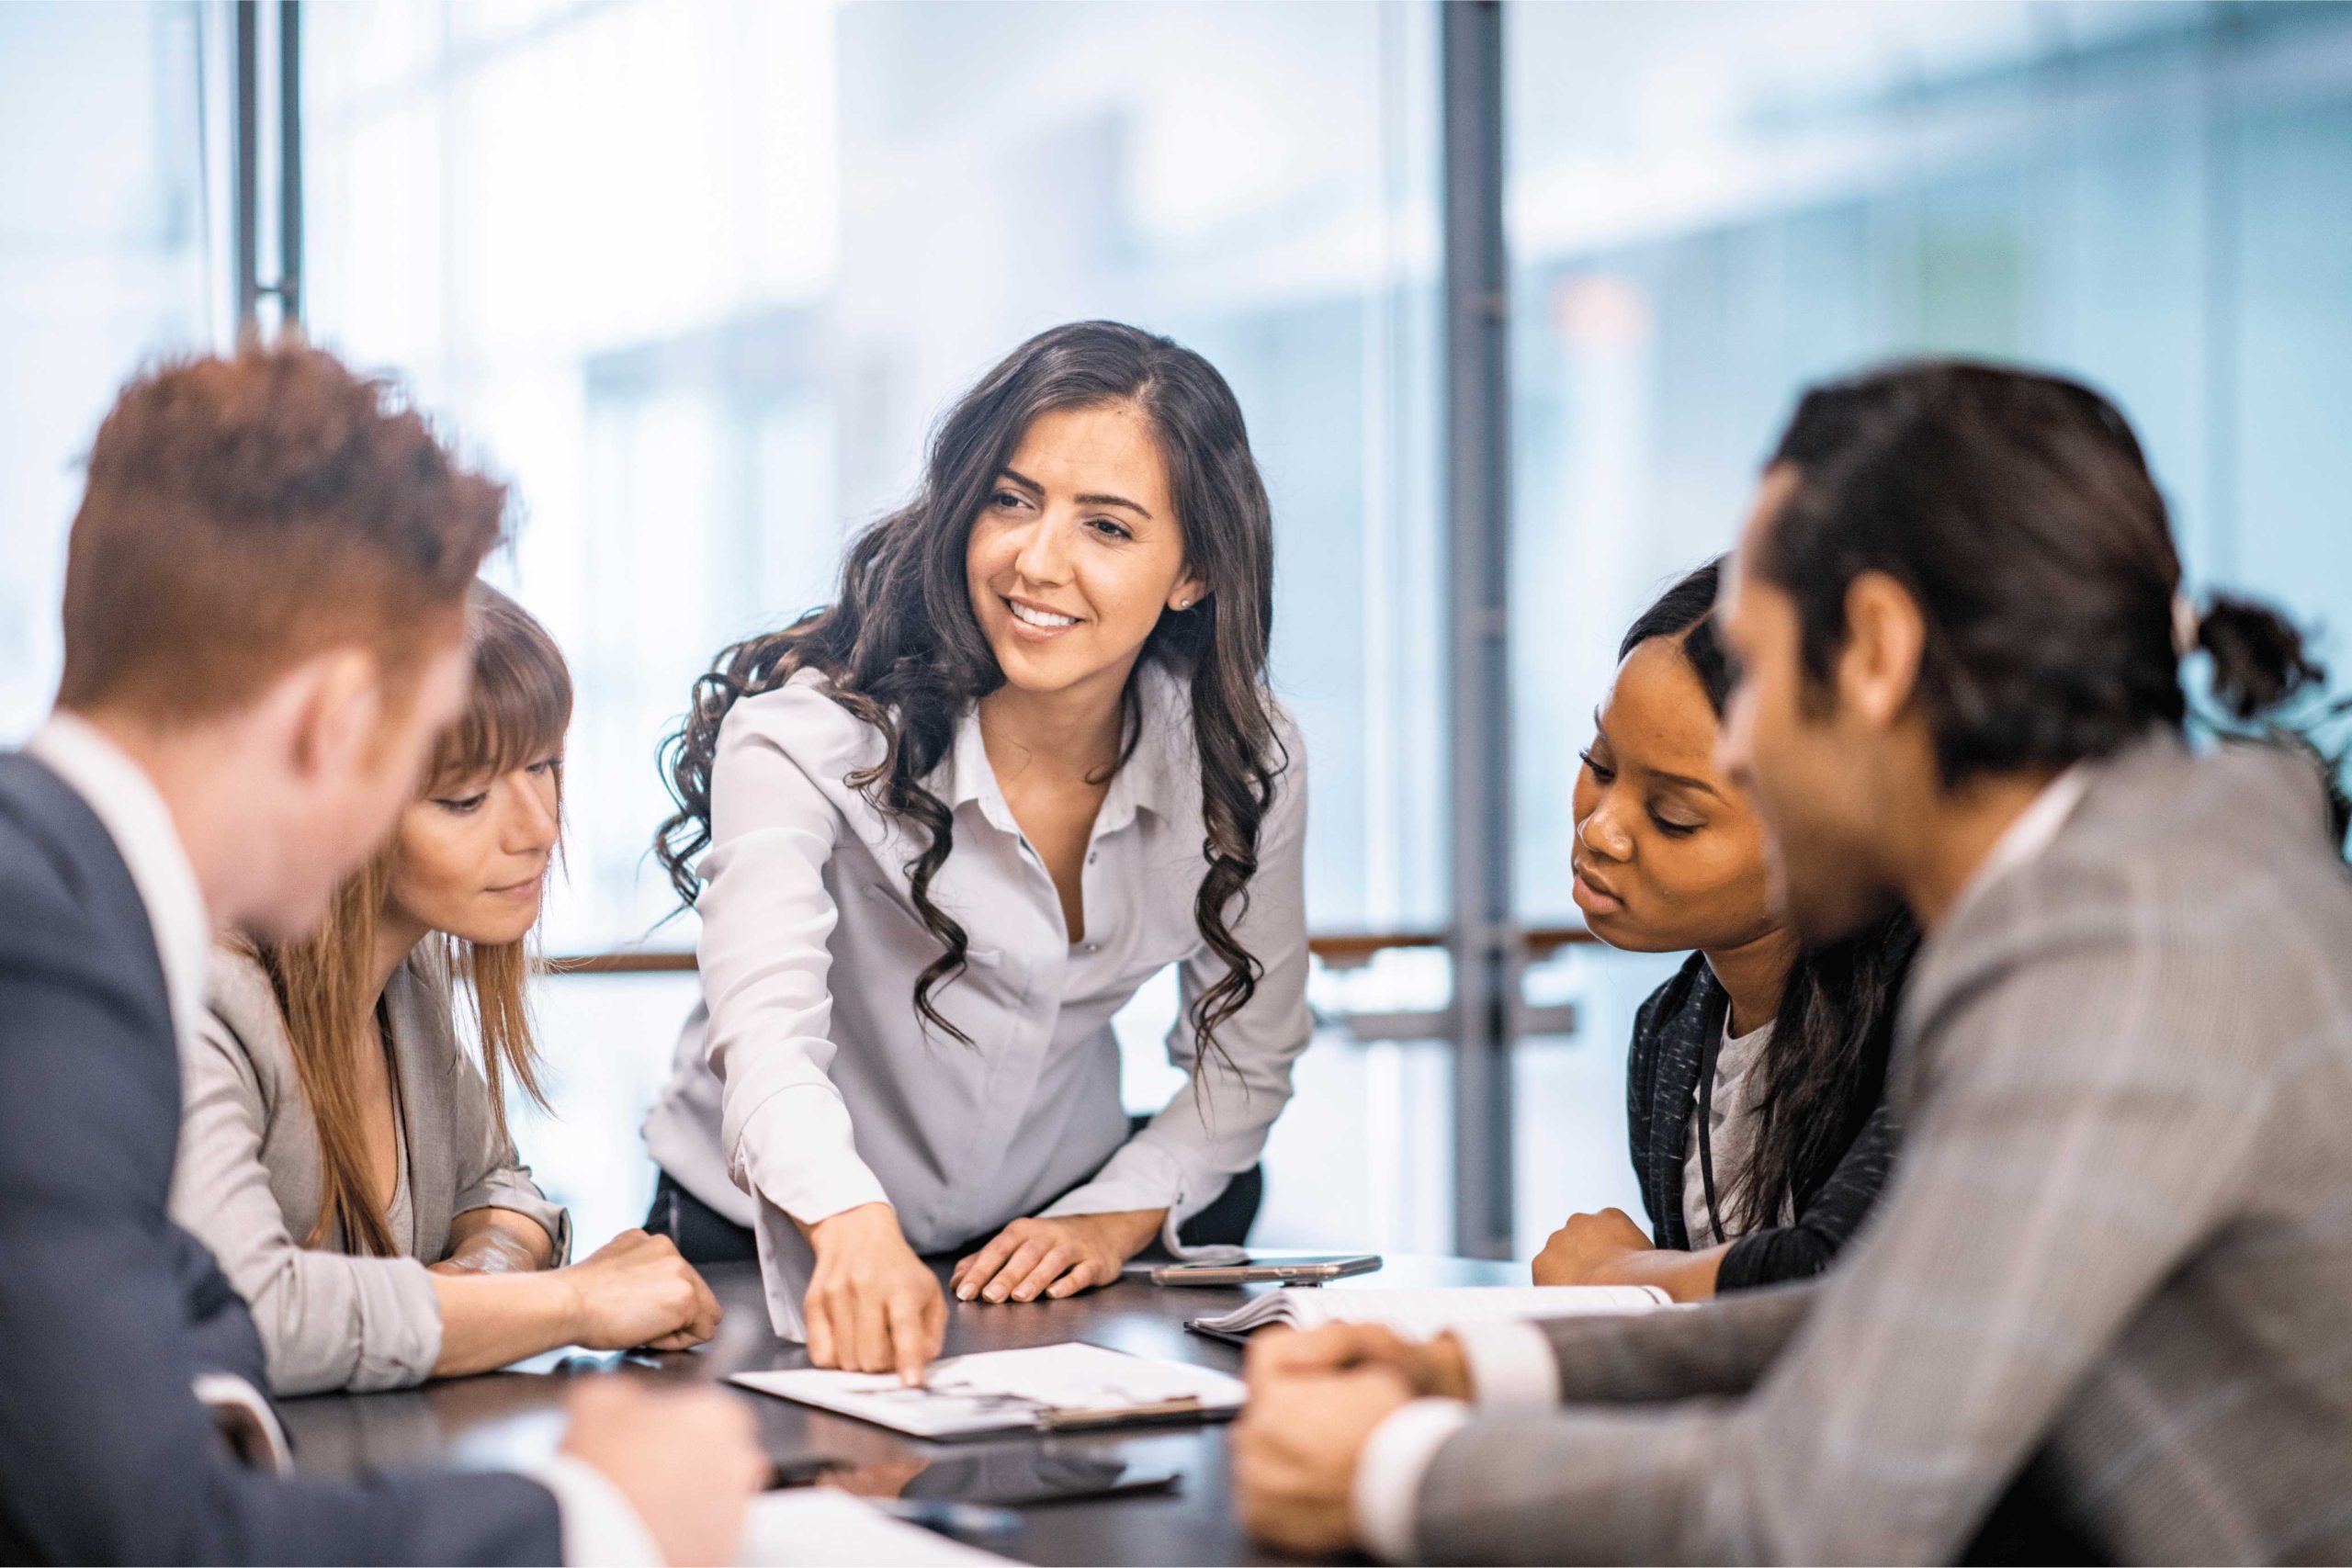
[[731, 1343, 1246, 1441]]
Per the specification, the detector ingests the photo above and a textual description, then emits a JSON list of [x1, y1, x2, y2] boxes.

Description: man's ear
[[1836, 570, 1927, 731], [271, 647, 386, 786]]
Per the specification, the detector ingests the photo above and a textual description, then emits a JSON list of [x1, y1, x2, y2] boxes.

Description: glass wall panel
[[304, 0, 1453, 1253], [1503, 0, 2352, 1256], [0, 1, 215, 740]]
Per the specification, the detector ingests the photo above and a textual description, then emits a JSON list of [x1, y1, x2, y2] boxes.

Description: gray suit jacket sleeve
[[1412, 899, 2273, 1563], [1530, 1280, 1816, 1404], [172, 1009, 445, 1395]]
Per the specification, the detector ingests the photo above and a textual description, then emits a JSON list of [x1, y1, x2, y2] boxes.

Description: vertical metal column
[[1440, 0, 1518, 1260], [232, 1, 260, 330], [231, 0, 304, 335], [277, 0, 303, 326]]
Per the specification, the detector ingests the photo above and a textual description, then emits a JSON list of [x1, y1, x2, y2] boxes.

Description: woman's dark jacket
[[1625, 944, 1912, 1292]]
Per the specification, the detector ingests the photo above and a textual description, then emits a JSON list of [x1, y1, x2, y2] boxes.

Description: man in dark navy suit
[[0, 343, 763, 1564]]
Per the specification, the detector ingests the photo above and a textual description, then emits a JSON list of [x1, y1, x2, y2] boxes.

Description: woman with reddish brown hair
[[169, 584, 721, 1395]]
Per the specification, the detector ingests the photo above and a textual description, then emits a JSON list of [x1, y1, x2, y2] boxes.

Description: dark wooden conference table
[[280, 1253, 1522, 1565]]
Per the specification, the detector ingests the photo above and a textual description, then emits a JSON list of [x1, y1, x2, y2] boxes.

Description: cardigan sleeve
[[169, 1008, 443, 1395], [445, 1044, 571, 1264], [1714, 1100, 1898, 1292]]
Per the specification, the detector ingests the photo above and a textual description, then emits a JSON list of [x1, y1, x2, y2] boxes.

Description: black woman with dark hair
[[639, 321, 1309, 1382], [1532, 558, 1919, 1303]]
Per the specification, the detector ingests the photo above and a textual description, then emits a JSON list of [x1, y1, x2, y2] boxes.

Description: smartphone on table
[[1146, 1253, 1382, 1287]]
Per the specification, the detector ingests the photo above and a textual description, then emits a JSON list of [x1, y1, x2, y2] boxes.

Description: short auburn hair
[[58, 340, 509, 720]]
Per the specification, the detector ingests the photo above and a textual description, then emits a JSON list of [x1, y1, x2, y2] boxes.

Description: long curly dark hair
[[1623, 558, 1919, 1235], [654, 321, 1285, 1071]]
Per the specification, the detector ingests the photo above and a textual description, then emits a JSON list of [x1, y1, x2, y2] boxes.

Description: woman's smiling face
[[1570, 635, 1781, 955], [965, 400, 1204, 703]]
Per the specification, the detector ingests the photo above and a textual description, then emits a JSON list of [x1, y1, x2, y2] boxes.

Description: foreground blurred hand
[[1231, 1364, 1416, 1556], [802, 1202, 947, 1384], [560, 1381, 763, 1565], [1245, 1321, 1474, 1399]]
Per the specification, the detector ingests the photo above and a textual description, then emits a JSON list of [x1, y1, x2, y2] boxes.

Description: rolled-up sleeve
[[447, 1047, 571, 1264], [1043, 725, 1312, 1242], [169, 1016, 442, 1395], [695, 693, 890, 1228]]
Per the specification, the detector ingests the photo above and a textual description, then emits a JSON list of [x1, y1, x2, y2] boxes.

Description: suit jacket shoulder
[[1898, 736, 2352, 1113], [0, 751, 563, 1563], [0, 753, 170, 1032]]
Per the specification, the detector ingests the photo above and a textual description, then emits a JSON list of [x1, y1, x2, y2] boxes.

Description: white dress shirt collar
[[943, 701, 1016, 830], [1945, 761, 2093, 927], [26, 711, 212, 1047], [939, 660, 1187, 837]]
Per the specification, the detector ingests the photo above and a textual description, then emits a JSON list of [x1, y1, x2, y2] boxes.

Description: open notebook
[[731, 1342, 1246, 1441], [1186, 1283, 1674, 1343]]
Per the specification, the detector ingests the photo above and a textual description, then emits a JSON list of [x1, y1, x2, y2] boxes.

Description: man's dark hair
[[1760, 360, 2321, 784]]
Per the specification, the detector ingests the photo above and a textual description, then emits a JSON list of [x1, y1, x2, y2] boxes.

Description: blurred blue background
[[6, 0, 2348, 1261]]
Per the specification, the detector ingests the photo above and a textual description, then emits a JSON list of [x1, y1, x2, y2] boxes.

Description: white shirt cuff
[[1351, 1398, 1473, 1562], [1453, 1318, 1563, 1407], [736, 1089, 891, 1228], [191, 1373, 290, 1475], [1040, 1143, 1248, 1265], [1038, 1137, 1188, 1224], [531, 1453, 664, 1567]]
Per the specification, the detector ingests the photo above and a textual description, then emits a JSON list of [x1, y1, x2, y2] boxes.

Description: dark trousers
[[647, 1114, 1263, 1267]]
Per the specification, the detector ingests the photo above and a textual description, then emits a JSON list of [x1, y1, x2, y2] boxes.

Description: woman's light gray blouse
[[640, 662, 1313, 1341], [169, 946, 571, 1395]]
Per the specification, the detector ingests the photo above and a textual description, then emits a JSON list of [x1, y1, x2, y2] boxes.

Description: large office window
[[17, 0, 2351, 1265], [1502, 0, 2352, 1253], [0, 2, 218, 739], [302, 0, 1454, 1253]]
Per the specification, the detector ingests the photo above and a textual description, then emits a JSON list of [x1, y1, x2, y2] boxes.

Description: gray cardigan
[[169, 945, 571, 1395]]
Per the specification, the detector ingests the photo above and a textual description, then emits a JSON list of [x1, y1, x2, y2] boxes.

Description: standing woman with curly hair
[[641, 321, 1311, 1381]]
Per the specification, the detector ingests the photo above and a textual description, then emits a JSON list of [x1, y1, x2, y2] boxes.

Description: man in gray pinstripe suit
[[1234, 362, 2352, 1563]]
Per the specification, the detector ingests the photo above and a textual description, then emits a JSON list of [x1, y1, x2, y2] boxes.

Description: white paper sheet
[[737, 1489, 1008, 1565], [731, 1342, 1246, 1439]]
